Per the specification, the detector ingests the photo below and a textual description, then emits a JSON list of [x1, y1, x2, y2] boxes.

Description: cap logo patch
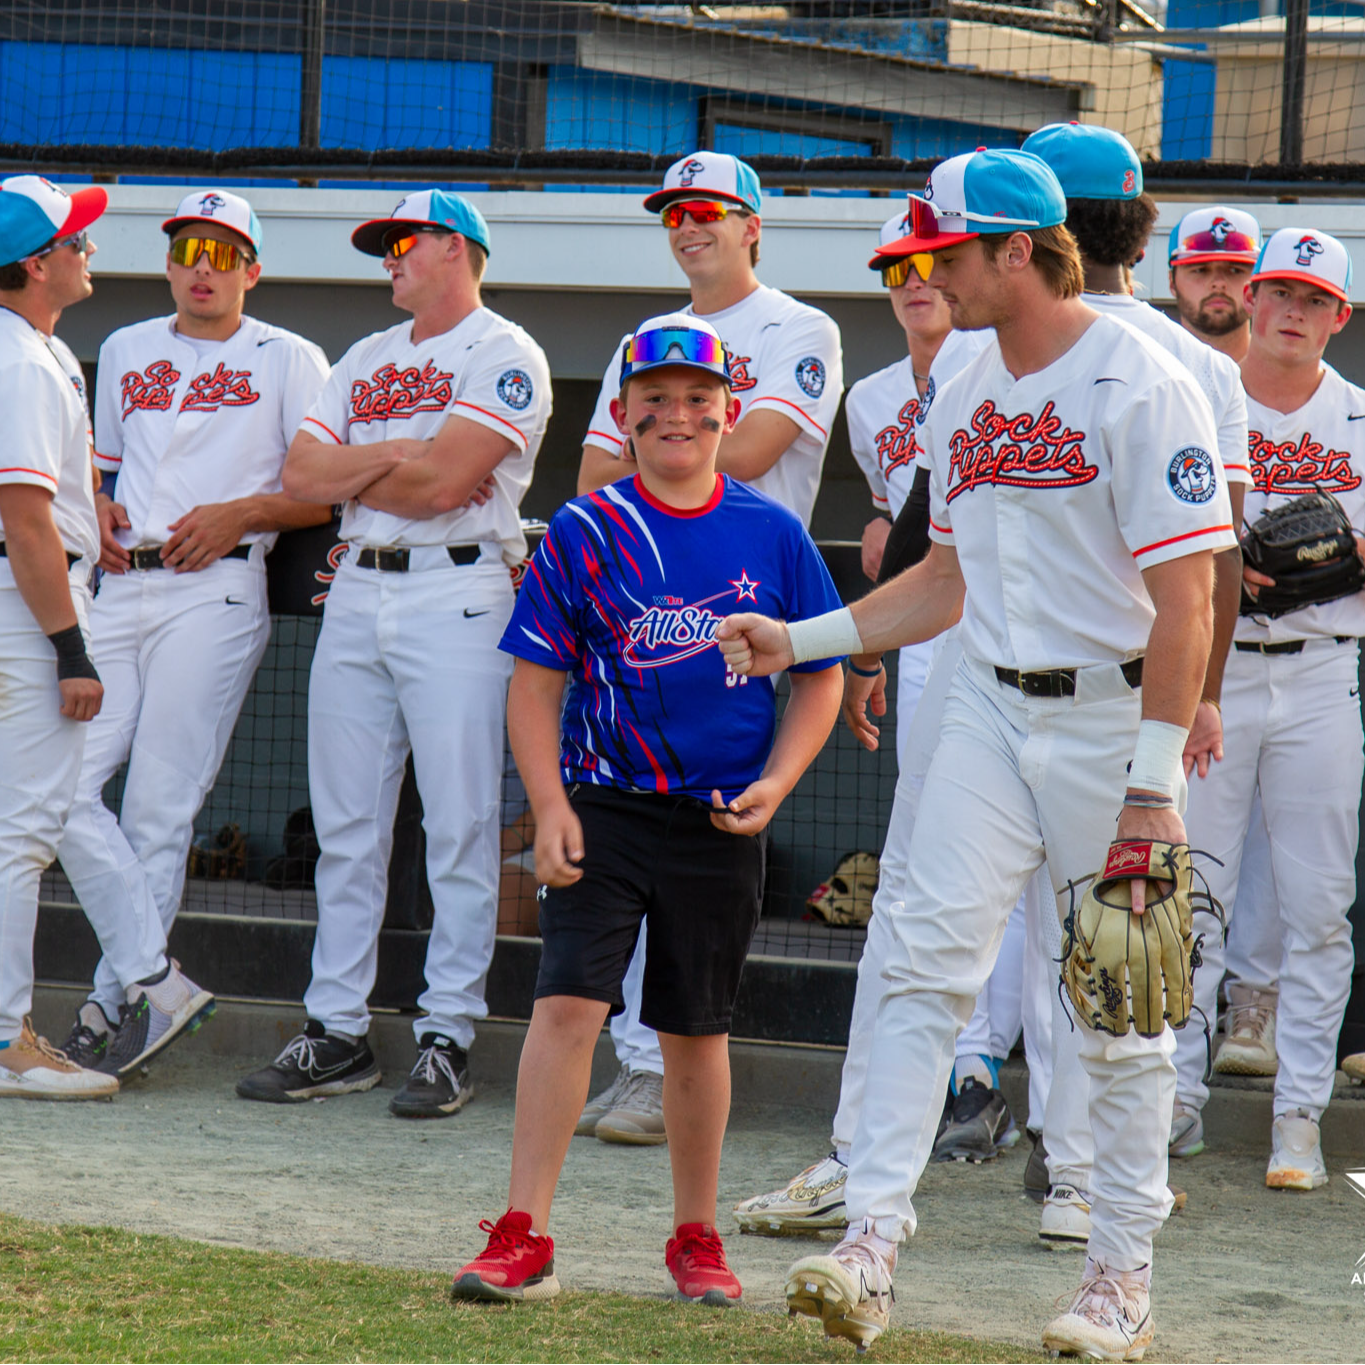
[[923, 174, 934, 201], [1122, 170, 1136, 195], [1167, 447, 1217, 505], [1210, 216, 1231, 244], [39, 176, 68, 199], [198, 193, 227, 215], [795, 357, 826, 399], [678, 158, 707, 187], [497, 369, 533, 410], [1294, 235, 1324, 268]]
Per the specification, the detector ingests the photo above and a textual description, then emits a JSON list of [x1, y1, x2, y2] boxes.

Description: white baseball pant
[[844, 655, 1176, 1270], [1175, 640, 1361, 1120], [0, 569, 91, 1038], [304, 551, 513, 1049], [1224, 794, 1282, 990], [57, 556, 271, 1014]]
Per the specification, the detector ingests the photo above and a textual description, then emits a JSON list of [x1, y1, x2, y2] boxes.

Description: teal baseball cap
[[1021, 122, 1143, 201], [351, 188, 491, 257], [878, 148, 1068, 257]]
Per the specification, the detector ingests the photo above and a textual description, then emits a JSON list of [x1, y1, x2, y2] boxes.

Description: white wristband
[[786, 607, 863, 665], [1127, 719, 1189, 798]]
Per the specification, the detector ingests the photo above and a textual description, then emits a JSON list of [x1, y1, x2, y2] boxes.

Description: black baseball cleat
[[931, 1077, 1018, 1163], [59, 1001, 117, 1070], [389, 1033, 474, 1118], [235, 1019, 380, 1102]]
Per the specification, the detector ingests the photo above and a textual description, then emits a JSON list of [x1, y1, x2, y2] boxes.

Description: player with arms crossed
[[450, 315, 843, 1306], [720, 150, 1234, 1359], [237, 191, 551, 1117], [574, 151, 843, 1145], [0, 175, 116, 1100], [55, 190, 331, 1078], [1173, 228, 1363, 1188]]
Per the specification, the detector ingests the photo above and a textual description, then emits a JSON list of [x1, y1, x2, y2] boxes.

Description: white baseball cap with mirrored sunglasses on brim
[[875, 148, 1068, 259], [868, 210, 933, 285], [643, 152, 762, 215], [1251, 227, 1352, 304], [1167, 206, 1261, 267], [162, 188, 262, 252], [0, 174, 107, 269], [619, 313, 732, 385]]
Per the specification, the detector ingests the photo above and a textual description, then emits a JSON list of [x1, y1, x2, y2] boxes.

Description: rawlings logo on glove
[[1241, 490, 1365, 619], [1060, 841, 1224, 1038]]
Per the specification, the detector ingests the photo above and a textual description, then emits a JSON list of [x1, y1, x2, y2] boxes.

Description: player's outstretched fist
[[716, 613, 794, 677]]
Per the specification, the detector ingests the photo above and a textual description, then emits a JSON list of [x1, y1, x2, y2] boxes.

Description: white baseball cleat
[[1042, 1257, 1154, 1361], [1040, 1183, 1092, 1248], [1266, 1111, 1328, 1190], [0, 1020, 119, 1101], [785, 1220, 896, 1354], [1168, 1103, 1205, 1158], [734, 1152, 848, 1235], [1212, 983, 1278, 1077]]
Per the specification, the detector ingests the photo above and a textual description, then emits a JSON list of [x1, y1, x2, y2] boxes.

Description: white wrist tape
[[1127, 719, 1189, 798], [786, 607, 863, 665]]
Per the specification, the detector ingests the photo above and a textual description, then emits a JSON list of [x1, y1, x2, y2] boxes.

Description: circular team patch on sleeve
[[497, 369, 533, 410], [1167, 446, 1217, 504], [795, 357, 826, 399]]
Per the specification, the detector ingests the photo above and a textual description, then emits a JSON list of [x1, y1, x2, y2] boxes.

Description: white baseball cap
[[1251, 227, 1352, 303], [643, 152, 762, 215], [1167, 206, 1261, 267], [0, 175, 107, 268], [163, 189, 262, 252]]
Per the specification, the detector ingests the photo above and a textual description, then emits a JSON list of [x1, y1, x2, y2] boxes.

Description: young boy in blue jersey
[[452, 314, 844, 1307]]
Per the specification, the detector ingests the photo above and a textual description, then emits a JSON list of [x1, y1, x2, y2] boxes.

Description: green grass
[[0, 1213, 1051, 1363]]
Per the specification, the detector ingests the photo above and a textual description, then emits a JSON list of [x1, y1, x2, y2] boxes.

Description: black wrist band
[[47, 624, 100, 682], [847, 659, 884, 678]]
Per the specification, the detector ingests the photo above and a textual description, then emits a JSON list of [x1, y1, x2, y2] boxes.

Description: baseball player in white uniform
[[574, 152, 842, 1144], [53, 190, 331, 1081], [718, 149, 1235, 1359], [1173, 228, 1362, 1190], [236, 190, 551, 1119], [1021, 122, 1254, 1235], [0, 175, 117, 1101], [1168, 206, 1286, 1087]]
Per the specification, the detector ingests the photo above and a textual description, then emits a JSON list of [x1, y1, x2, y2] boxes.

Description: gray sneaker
[[101, 961, 215, 1078], [59, 1001, 117, 1071], [931, 1078, 1019, 1163], [575, 1063, 633, 1136], [596, 1068, 666, 1145]]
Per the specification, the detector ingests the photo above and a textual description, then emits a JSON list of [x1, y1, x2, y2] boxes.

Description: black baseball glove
[[1241, 490, 1365, 619]]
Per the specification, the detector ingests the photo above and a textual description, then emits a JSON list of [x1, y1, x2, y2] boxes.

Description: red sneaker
[[666, 1223, 743, 1307], [451, 1210, 561, 1302]]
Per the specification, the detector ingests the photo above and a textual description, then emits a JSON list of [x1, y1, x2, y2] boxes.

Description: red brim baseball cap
[[0, 175, 107, 267]]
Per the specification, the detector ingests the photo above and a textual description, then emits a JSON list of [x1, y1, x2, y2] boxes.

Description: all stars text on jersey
[[1249, 429, 1362, 496], [624, 604, 722, 667], [945, 399, 1096, 503], [348, 360, 455, 425]]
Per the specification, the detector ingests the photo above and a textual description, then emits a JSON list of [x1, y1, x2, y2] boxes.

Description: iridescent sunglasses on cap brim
[[169, 236, 250, 270], [881, 254, 935, 287], [1175, 229, 1258, 257], [905, 193, 1044, 241], [382, 225, 453, 258], [622, 326, 730, 379], [659, 200, 740, 229]]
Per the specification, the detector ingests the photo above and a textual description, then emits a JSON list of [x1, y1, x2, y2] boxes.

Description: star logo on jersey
[[1249, 430, 1361, 496], [729, 570, 760, 602], [120, 360, 182, 416], [1294, 235, 1325, 268], [1166, 447, 1217, 505], [945, 399, 1096, 503], [349, 360, 455, 425], [795, 356, 826, 399], [876, 397, 921, 476], [179, 363, 261, 413], [726, 354, 757, 393]]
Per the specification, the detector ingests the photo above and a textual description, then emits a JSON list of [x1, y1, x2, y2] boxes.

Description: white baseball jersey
[[302, 307, 550, 562], [0, 309, 98, 563], [94, 315, 330, 551], [1238, 364, 1365, 643], [920, 315, 1237, 671], [583, 284, 842, 527], [848, 330, 991, 518], [1083, 293, 1252, 489]]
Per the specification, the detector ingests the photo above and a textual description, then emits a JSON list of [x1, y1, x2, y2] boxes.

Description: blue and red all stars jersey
[[502, 473, 844, 803]]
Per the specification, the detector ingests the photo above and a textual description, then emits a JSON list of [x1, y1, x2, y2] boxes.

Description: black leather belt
[[126, 544, 252, 570], [0, 542, 80, 568], [352, 545, 480, 572], [995, 657, 1144, 698], [1235, 636, 1354, 655]]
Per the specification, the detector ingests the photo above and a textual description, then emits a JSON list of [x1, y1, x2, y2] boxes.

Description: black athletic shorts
[[535, 784, 767, 1037]]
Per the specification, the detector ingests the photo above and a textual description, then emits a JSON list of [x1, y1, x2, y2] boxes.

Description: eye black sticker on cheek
[[633, 414, 658, 437], [699, 416, 722, 432]]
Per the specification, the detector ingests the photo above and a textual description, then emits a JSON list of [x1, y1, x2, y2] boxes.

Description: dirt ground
[[6, 999, 1365, 1364]]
